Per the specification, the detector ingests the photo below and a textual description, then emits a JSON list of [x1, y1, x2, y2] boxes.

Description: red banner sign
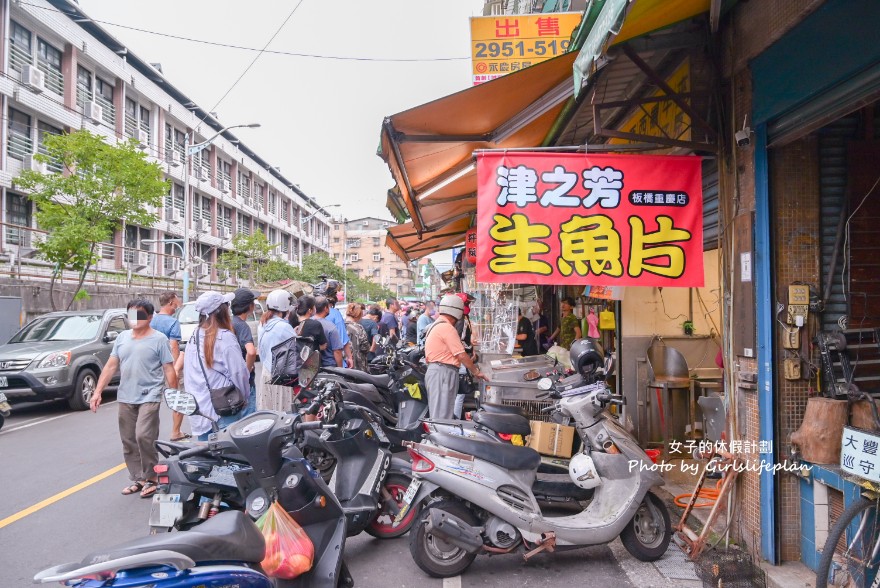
[[465, 228, 477, 264], [476, 152, 703, 287]]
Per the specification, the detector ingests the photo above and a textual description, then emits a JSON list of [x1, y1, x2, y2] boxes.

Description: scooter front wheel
[[620, 492, 672, 561], [409, 500, 479, 578], [365, 473, 419, 539]]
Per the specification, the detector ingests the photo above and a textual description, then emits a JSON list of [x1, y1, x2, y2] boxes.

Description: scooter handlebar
[[295, 420, 325, 432]]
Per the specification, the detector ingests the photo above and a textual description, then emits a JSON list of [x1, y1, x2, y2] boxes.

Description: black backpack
[[268, 321, 319, 388]]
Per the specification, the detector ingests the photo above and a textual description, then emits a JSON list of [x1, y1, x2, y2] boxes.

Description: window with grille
[[217, 160, 231, 189], [238, 172, 251, 203], [282, 234, 290, 254], [94, 77, 115, 126], [222, 206, 233, 230], [237, 214, 251, 236], [101, 238, 116, 260], [268, 192, 277, 216], [124, 226, 151, 264], [76, 65, 92, 108], [37, 121, 63, 172], [9, 22, 32, 74], [350, 253, 360, 262], [7, 108, 32, 161], [255, 184, 265, 210], [373, 253, 381, 262], [5, 193, 32, 246], [164, 184, 184, 221], [36, 38, 63, 95]]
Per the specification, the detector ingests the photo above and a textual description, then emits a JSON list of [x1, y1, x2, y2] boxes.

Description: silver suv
[[0, 309, 129, 410]]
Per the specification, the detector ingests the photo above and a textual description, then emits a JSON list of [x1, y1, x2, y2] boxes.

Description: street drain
[[652, 547, 699, 581]]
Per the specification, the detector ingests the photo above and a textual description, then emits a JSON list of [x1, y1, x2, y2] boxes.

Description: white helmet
[[266, 289, 291, 313], [438, 293, 465, 321], [568, 452, 602, 490]]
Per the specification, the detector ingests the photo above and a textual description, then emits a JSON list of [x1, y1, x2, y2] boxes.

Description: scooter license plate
[[392, 479, 421, 526], [149, 494, 183, 528]]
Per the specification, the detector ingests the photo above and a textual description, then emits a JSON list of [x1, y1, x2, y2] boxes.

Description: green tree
[[299, 252, 346, 283], [216, 230, 280, 285], [14, 130, 168, 310]]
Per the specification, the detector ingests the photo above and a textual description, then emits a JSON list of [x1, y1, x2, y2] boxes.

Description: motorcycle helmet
[[569, 338, 603, 376], [568, 452, 601, 490], [266, 289, 292, 313], [438, 293, 465, 321]]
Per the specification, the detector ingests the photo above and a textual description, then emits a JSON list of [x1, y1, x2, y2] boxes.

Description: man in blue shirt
[[315, 297, 343, 367], [150, 291, 185, 441], [381, 298, 400, 341], [92, 299, 178, 498], [323, 283, 353, 368]]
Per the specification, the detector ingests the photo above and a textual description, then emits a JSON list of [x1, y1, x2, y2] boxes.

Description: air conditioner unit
[[168, 150, 182, 167], [169, 258, 183, 272], [196, 168, 208, 181], [221, 226, 232, 240], [21, 64, 46, 93], [219, 178, 230, 194], [83, 101, 103, 123], [362, 220, 370, 226], [196, 218, 211, 233], [169, 208, 183, 224], [24, 155, 48, 173], [137, 251, 150, 267], [197, 263, 210, 277], [136, 129, 149, 149]]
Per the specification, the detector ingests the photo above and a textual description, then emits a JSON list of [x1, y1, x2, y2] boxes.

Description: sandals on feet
[[140, 481, 158, 499], [121, 482, 144, 495], [170, 433, 191, 442]]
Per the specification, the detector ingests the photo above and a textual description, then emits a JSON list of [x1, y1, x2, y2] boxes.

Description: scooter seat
[[472, 411, 531, 436], [322, 367, 392, 389], [79, 511, 265, 565], [428, 433, 541, 471], [480, 403, 524, 416], [324, 379, 384, 404]]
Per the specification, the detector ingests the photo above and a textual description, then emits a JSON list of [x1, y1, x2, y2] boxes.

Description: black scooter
[[152, 383, 417, 540], [148, 388, 352, 587]]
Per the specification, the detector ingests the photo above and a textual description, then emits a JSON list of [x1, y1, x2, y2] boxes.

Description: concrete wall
[[0, 278, 179, 327]]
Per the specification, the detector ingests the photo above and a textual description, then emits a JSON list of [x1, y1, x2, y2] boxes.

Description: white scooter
[[397, 339, 671, 578]]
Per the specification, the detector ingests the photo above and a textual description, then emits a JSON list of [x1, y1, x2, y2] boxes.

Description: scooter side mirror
[[163, 388, 200, 417]]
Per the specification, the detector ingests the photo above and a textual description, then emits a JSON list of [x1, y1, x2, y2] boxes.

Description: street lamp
[[298, 203, 340, 269], [181, 123, 260, 302]]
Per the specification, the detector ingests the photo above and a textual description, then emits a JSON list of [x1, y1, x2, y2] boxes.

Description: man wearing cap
[[150, 291, 186, 441], [424, 294, 487, 420], [90, 299, 178, 499], [231, 288, 260, 416]]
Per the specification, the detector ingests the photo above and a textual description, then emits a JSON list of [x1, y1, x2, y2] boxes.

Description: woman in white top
[[183, 292, 250, 440]]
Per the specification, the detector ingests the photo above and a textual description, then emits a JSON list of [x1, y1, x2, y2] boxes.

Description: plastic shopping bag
[[255, 501, 315, 579]]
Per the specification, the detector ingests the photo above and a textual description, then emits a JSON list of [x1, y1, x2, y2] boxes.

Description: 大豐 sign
[[470, 13, 582, 86], [841, 426, 880, 484], [476, 152, 704, 287]]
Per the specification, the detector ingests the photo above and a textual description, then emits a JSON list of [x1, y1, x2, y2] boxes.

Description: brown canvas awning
[[379, 52, 578, 260]]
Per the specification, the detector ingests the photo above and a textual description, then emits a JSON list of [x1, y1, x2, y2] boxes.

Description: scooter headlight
[[537, 377, 553, 391]]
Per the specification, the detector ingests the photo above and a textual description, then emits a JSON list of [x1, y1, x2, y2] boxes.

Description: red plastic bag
[[255, 501, 315, 579]]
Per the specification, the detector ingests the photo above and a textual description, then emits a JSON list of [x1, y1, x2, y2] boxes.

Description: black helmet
[[569, 339, 604, 376]]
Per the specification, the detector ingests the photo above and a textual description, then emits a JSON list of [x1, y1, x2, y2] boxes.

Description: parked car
[[0, 309, 130, 410], [176, 300, 264, 354]]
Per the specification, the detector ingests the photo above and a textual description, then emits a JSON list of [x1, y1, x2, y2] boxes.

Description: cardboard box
[[527, 420, 575, 458]]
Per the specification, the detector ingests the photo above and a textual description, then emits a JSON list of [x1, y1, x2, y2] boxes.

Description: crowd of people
[[87, 286, 577, 499]]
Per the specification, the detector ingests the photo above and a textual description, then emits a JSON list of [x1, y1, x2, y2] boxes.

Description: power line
[[19, 1, 470, 62]]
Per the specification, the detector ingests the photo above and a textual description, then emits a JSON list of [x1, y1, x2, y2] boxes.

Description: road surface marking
[[0, 401, 116, 435], [442, 576, 462, 588], [0, 463, 127, 530]]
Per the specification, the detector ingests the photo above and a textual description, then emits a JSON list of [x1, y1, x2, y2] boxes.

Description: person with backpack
[[344, 303, 370, 371], [288, 294, 328, 353], [257, 290, 296, 412]]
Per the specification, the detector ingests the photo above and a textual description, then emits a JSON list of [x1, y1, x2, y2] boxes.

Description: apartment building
[[330, 217, 415, 299], [0, 0, 331, 286], [482, 0, 588, 15]]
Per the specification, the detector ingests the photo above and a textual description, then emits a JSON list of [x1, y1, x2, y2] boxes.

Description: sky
[[77, 0, 487, 267]]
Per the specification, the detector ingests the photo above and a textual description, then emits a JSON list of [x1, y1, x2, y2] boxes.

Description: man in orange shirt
[[424, 294, 487, 419]]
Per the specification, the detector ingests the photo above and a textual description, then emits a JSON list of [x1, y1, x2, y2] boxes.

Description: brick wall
[[770, 136, 821, 560]]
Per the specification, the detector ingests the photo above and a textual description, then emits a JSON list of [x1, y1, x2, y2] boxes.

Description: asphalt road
[[0, 393, 643, 588]]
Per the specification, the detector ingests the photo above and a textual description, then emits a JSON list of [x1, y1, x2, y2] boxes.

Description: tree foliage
[[216, 230, 280, 284], [14, 130, 168, 310]]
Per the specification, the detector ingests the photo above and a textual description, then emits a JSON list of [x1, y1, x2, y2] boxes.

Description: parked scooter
[[397, 339, 671, 578], [0, 392, 10, 431], [36, 390, 353, 587], [152, 382, 417, 540]]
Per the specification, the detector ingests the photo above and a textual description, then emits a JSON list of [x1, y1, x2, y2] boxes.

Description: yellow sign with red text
[[470, 13, 582, 85]]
